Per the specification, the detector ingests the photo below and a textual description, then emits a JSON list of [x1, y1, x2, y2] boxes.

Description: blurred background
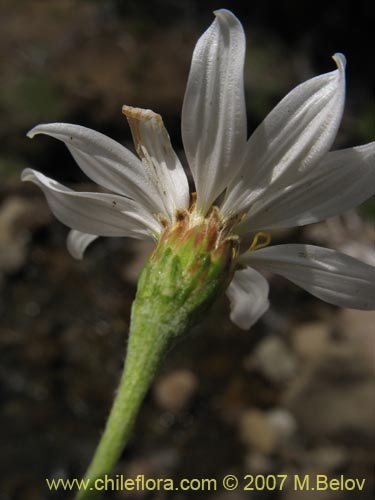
[[0, 1, 374, 499]]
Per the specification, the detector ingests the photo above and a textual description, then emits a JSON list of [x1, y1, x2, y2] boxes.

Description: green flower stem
[[76, 213, 236, 499], [76, 298, 183, 500]]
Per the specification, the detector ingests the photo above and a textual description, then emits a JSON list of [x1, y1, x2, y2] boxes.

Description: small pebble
[[153, 369, 198, 414]]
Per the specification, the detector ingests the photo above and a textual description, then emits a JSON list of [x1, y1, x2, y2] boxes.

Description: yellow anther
[[249, 231, 271, 251]]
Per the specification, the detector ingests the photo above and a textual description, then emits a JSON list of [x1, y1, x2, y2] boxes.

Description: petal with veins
[[182, 9, 247, 213], [238, 142, 375, 232], [122, 106, 189, 220], [27, 123, 165, 215], [226, 267, 270, 329], [241, 244, 375, 310], [67, 230, 98, 260], [222, 54, 346, 218], [22, 168, 161, 237]]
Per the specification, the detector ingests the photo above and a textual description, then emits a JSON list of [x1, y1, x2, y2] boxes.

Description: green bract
[[134, 207, 237, 341]]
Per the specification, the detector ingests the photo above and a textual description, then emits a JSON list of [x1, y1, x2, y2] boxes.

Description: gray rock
[[246, 336, 297, 383]]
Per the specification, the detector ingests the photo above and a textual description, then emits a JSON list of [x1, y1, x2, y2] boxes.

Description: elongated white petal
[[182, 9, 247, 213], [67, 230, 98, 259], [21, 168, 161, 237], [241, 244, 375, 310], [226, 267, 270, 329], [222, 54, 346, 218], [238, 142, 375, 232], [122, 106, 189, 220], [27, 123, 165, 215]]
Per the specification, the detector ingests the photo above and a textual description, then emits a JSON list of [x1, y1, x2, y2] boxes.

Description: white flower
[[22, 9, 375, 329]]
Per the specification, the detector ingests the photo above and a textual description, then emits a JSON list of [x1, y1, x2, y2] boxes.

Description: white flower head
[[22, 9, 375, 329]]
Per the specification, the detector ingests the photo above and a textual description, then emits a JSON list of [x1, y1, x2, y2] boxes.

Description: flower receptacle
[[133, 208, 238, 344]]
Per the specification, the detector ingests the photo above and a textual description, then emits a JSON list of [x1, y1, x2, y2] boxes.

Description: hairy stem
[[75, 297, 181, 499], [75, 215, 235, 499]]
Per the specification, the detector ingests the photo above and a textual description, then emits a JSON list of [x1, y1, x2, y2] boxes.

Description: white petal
[[222, 54, 346, 218], [242, 244, 375, 310], [67, 230, 98, 260], [226, 267, 270, 329], [27, 123, 165, 215], [182, 9, 247, 213], [122, 106, 190, 220], [238, 142, 375, 232], [21, 168, 161, 237]]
